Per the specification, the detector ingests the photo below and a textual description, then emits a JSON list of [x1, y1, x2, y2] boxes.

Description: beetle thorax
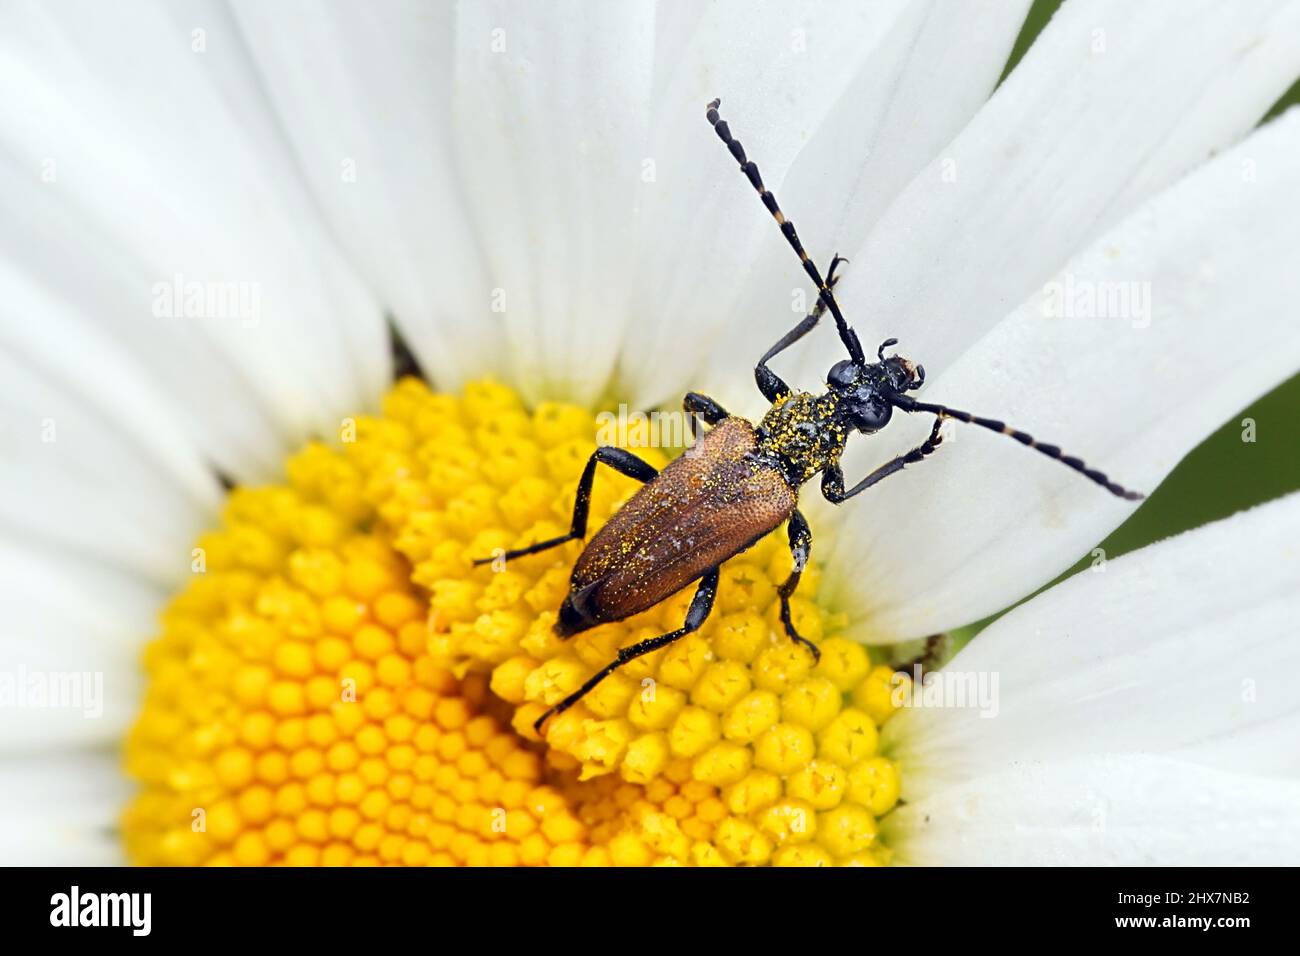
[[755, 391, 849, 487]]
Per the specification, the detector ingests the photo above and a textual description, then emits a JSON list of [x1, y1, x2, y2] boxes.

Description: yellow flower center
[[123, 378, 905, 866]]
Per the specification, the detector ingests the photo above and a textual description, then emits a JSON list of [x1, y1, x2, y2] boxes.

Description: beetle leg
[[754, 254, 847, 403], [892, 633, 951, 675], [777, 510, 820, 664], [821, 418, 945, 503], [472, 447, 658, 566], [683, 391, 729, 442], [534, 567, 721, 732], [755, 321, 808, 403]]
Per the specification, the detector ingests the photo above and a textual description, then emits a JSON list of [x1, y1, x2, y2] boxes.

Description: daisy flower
[[2, 0, 1298, 866]]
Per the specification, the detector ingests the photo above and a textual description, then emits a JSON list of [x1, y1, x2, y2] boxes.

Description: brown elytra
[[557, 418, 795, 636]]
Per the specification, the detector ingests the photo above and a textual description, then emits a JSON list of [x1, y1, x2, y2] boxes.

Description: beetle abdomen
[[559, 418, 796, 635]]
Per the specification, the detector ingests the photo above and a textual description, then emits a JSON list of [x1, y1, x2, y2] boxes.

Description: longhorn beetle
[[478, 99, 1144, 733]]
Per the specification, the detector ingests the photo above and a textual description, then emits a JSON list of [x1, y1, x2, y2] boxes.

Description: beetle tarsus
[[789, 632, 821, 664], [534, 567, 721, 735], [471, 532, 574, 566], [775, 510, 820, 664]]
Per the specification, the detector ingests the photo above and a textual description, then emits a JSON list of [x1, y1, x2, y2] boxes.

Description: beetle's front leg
[[473, 446, 658, 565], [777, 510, 820, 663], [753, 254, 848, 403], [821, 418, 945, 503]]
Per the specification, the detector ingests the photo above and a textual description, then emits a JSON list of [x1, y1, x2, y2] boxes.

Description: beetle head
[[827, 339, 925, 433]]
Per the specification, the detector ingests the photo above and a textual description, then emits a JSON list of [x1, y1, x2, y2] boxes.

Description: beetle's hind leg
[[777, 510, 821, 664], [534, 567, 721, 732], [683, 392, 729, 443], [472, 447, 658, 566]]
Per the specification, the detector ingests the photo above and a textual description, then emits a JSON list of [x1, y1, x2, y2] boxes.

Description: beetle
[[478, 99, 1144, 733]]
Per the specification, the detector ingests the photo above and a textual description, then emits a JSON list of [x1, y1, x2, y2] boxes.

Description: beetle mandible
[[477, 99, 1144, 732]]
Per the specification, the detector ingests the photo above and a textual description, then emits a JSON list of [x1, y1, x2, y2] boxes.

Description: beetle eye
[[850, 398, 892, 432], [828, 360, 858, 388]]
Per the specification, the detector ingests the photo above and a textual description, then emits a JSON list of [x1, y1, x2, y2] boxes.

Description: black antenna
[[706, 98, 865, 365], [891, 394, 1145, 501]]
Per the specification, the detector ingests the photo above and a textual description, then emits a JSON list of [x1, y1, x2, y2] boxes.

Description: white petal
[[821, 108, 1300, 638], [444, 0, 659, 406], [0, 0, 389, 480], [231, 0, 500, 393], [706, 0, 1032, 415], [0, 541, 157, 748], [884, 492, 1300, 806], [799, 0, 1300, 389], [0, 158, 289, 480], [0, 265, 219, 583], [0, 259, 220, 508], [0, 751, 129, 865], [606, 0, 914, 408], [884, 755, 1300, 865]]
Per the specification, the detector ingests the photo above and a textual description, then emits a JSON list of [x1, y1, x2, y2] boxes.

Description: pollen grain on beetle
[[123, 378, 903, 866]]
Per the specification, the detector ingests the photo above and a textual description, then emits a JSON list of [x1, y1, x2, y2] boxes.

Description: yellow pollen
[[123, 378, 904, 866]]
